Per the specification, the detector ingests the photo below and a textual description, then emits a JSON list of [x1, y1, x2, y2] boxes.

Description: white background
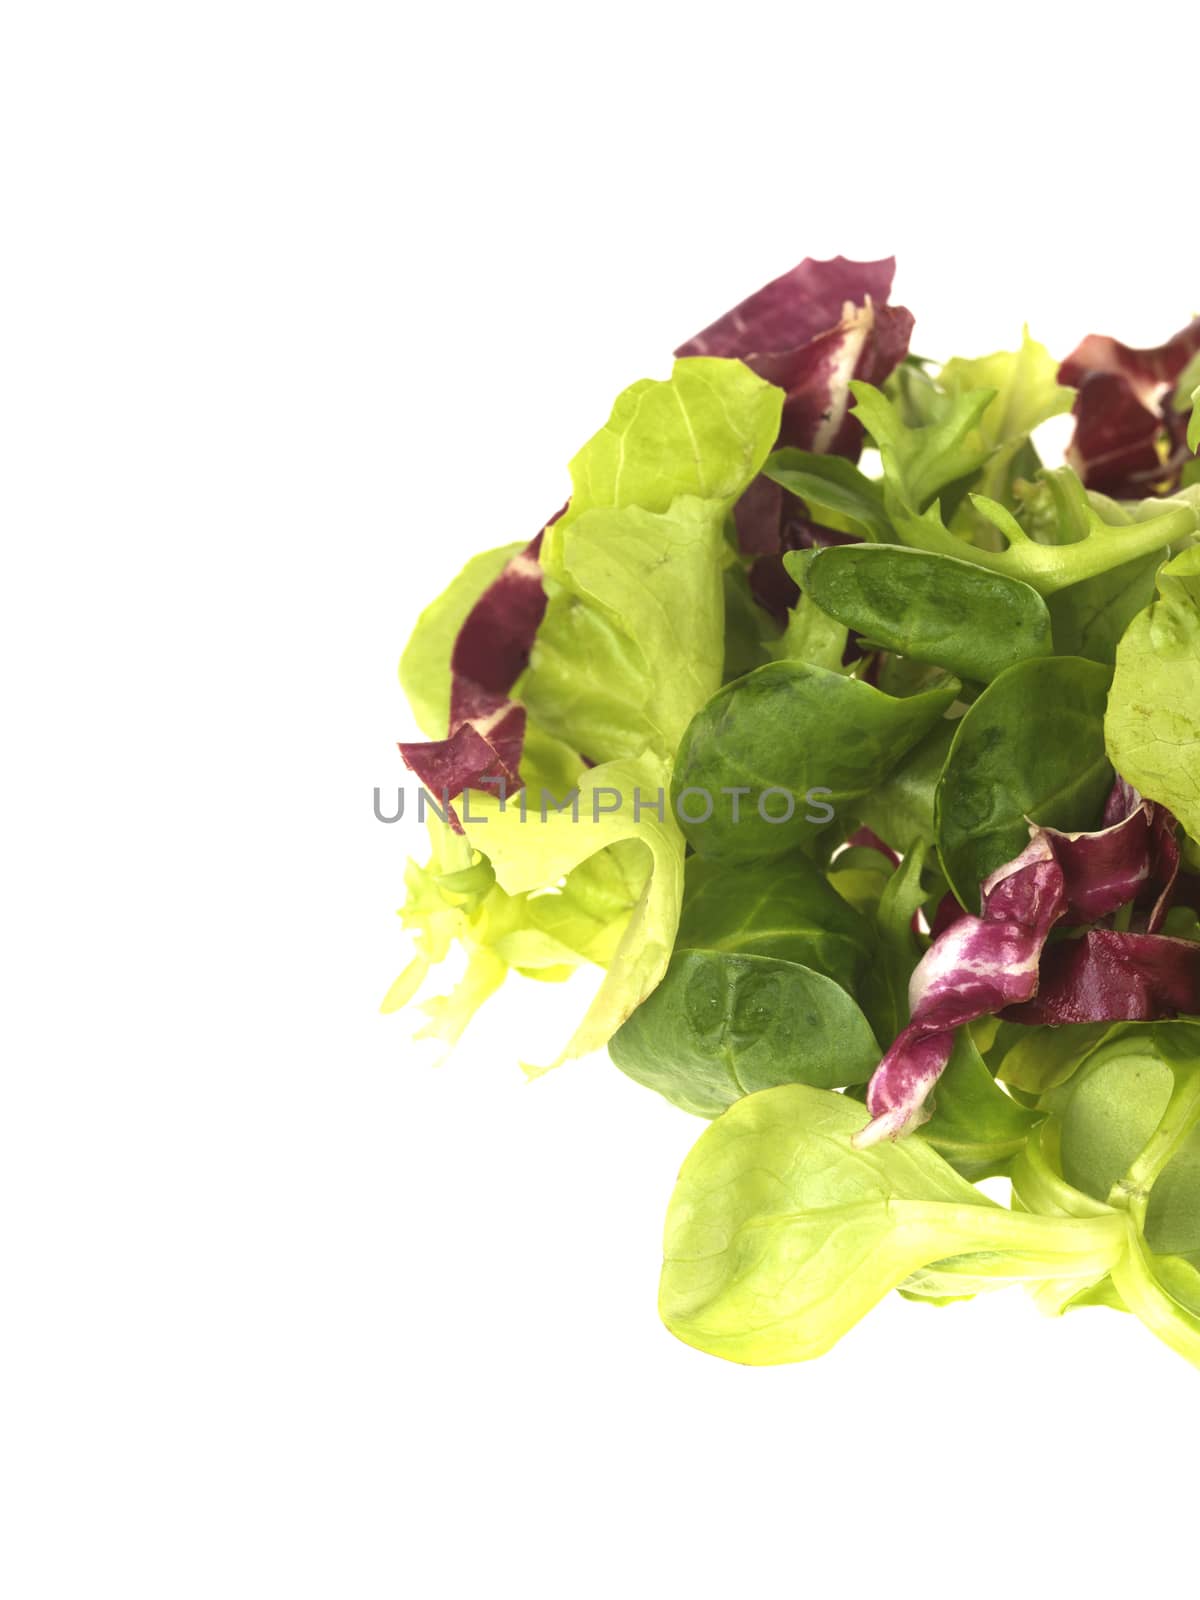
[[4, 4, 1198, 1595]]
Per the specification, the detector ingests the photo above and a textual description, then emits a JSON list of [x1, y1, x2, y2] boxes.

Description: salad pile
[[385, 256, 1200, 1367]]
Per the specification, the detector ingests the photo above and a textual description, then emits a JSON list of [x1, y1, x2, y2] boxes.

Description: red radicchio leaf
[[676, 256, 899, 364], [675, 257, 913, 579], [398, 519, 557, 828], [1059, 319, 1200, 497], [853, 781, 1186, 1146], [853, 836, 1067, 1147], [744, 510, 857, 624], [845, 826, 901, 868], [1001, 929, 1200, 1025]]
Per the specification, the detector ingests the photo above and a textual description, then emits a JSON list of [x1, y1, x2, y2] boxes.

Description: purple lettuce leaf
[[398, 525, 553, 827], [1059, 319, 1200, 497], [676, 257, 913, 590], [853, 781, 1187, 1146], [853, 836, 1066, 1147], [1002, 929, 1200, 1024], [675, 256, 899, 366]]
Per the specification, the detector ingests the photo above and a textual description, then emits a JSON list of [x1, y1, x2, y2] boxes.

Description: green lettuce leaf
[[518, 357, 783, 766], [1106, 547, 1200, 839], [565, 355, 783, 519], [518, 497, 727, 764]]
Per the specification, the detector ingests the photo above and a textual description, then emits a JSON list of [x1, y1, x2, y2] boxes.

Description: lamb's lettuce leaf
[[609, 952, 880, 1116], [761, 450, 891, 542], [659, 1084, 1128, 1364]]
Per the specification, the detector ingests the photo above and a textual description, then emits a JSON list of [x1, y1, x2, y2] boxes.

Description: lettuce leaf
[[517, 357, 783, 766], [1060, 318, 1200, 497], [518, 497, 727, 764], [1106, 547, 1200, 840], [564, 356, 782, 518]]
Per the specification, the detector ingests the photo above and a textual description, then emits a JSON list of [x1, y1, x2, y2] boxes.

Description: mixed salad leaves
[[386, 255, 1200, 1368]]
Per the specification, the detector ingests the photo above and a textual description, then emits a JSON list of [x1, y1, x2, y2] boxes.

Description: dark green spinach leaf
[[608, 951, 880, 1117], [935, 655, 1112, 908], [676, 852, 873, 997], [672, 660, 959, 863]]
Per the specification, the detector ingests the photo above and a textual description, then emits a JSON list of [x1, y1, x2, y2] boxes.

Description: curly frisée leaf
[[458, 753, 686, 1068], [850, 380, 1200, 597], [659, 1085, 1127, 1365], [382, 815, 647, 1056]]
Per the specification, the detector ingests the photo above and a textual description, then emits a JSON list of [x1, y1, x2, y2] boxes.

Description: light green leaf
[[1106, 546, 1200, 839], [774, 558, 850, 671], [849, 380, 995, 510], [1172, 348, 1200, 455], [940, 328, 1074, 449], [659, 1084, 1128, 1364], [939, 327, 1074, 507], [399, 543, 523, 736], [852, 382, 1199, 595], [1014, 469, 1179, 664], [1110, 1238, 1200, 1370], [382, 815, 645, 1056], [998, 1022, 1114, 1097], [519, 496, 726, 764], [566, 356, 783, 518]]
